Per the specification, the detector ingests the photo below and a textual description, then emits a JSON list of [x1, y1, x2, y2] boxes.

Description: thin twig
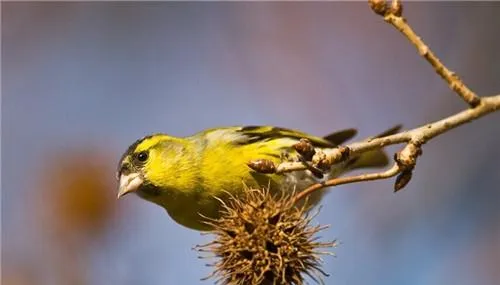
[[375, 0, 481, 107], [293, 163, 401, 204]]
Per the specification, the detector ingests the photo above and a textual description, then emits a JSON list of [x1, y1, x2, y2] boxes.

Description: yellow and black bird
[[117, 125, 399, 230]]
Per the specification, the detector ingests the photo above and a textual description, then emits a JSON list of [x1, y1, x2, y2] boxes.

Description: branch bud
[[369, 0, 388, 16], [313, 146, 351, 171], [394, 169, 412, 192], [247, 159, 276, 174], [293, 138, 316, 161]]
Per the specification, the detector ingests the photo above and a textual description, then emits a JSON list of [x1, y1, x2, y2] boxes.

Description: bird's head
[[117, 134, 186, 201], [117, 133, 210, 230]]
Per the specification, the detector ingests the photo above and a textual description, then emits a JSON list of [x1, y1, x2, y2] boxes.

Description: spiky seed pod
[[196, 188, 336, 285]]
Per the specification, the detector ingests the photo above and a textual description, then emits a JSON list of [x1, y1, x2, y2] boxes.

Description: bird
[[117, 125, 399, 231]]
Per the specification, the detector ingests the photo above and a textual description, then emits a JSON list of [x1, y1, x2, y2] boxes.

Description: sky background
[[3, 2, 500, 285]]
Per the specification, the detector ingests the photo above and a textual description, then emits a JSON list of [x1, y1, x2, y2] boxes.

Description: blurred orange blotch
[[35, 148, 119, 285], [40, 148, 118, 242]]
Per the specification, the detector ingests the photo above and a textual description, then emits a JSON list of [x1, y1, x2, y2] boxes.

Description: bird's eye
[[136, 151, 149, 163]]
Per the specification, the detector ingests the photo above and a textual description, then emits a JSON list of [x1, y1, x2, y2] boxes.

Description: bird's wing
[[322, 128, 357, 145], [220, 126, 338, 148]]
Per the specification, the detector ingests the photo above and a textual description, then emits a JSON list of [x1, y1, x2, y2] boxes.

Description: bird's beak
[[117, 173, 144, 199]]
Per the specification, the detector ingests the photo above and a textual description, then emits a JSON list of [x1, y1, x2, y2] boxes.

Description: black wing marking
[[235, 126, 335, 148], [323, 128, 358, 145]]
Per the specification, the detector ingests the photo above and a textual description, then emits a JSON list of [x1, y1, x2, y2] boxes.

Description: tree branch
[[275, 94, 500, 174], [250, 0, 500, 204], [289, 94, 500, 204]]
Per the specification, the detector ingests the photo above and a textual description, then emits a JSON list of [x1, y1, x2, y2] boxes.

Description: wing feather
[[235, 126, 335, 147]]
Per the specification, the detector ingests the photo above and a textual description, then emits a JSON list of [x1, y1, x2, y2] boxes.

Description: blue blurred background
[[3, 2, 500, 285]]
